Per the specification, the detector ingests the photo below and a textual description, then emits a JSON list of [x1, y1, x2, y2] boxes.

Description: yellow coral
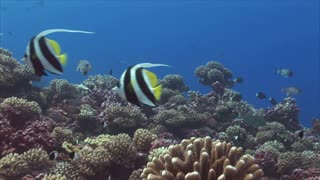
[[0, 97, 41, 115], [141, 136, 263, 180], [0, 149, 51, 178]]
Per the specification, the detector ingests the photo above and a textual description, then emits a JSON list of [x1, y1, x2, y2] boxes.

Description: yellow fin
[[143, 69, 158, 88], [153, 84, 162, 101], [46, 38, 61, 55], [57, 53, 68, 66]]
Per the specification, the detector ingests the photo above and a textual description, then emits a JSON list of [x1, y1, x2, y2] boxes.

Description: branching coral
[[141, 137, 263, 179], [0, 149, 52, 179]]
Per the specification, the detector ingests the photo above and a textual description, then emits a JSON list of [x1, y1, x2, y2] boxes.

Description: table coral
[[141, 136, 263, 180]]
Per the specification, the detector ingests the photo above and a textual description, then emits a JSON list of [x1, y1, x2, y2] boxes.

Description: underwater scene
[[0, 0, 319, 179]]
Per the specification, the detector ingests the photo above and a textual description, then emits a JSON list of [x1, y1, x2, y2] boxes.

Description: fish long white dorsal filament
[[37, 29, 95, 37]]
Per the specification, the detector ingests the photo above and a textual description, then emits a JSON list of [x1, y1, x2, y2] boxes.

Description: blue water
[[0, 0, 319, 127]]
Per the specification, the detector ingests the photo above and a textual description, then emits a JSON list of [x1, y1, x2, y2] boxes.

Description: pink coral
[[6, 119, 56, 155], [289, 168, 320, 180], [255, 151, 277, 176]]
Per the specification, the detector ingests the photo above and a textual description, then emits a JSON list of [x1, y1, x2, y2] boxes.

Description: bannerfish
[[256, 92, 267, 99], [269, 97, 277, 105], [23, 29, 94, 77], [281, 86, 302, 96], [112, 63, 170, 106], [233, 77, 244, 84], [276, 68, 293, 78]]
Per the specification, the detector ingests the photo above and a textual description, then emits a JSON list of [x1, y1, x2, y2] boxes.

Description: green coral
[[84, 134, 112, 147], [148, 147, 168, 161], [226, 125, 247, 145], [133, 129, 157, 153], [0, 97, 42, 115], [104, 103, 147, 133], [291, 139, 314, 152], [103, 134, 137, 168], [301, 151, 320, 169], [161, 74, 189, 92], [83, 74, 118, 90], [44, 79, 79, 103], [52, 127, 76, 146], [0, 149, 52, 179], [152, 105, 207, 128], [256, 140, 285, 159], [277, 151, 301, 174], [43, 174, 67, 180], [78, 104, 97, 119], [194, 61, 233, 87], [52, 145, 110, 179]]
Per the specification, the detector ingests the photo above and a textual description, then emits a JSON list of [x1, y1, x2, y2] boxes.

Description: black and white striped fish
[[112, 63, 170, 106], [23, 29, 94, 77]]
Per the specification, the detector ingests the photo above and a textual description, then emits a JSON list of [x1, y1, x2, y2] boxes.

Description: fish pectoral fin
[[153, 84, 162, 101], [143, 69, 158, 87], [57, 53, 68, 66], [46, 38, 61, 55]]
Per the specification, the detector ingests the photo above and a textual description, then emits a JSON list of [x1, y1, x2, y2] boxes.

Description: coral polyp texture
[[141, 137, 263, 180]]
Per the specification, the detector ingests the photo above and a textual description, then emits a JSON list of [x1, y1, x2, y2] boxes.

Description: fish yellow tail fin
[[58, 53, 68, 66], [153, 84, 162, 101], [46, 38, 61, 55]]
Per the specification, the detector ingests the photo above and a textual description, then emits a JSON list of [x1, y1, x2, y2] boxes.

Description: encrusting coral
[[140, 136, 263, 180]]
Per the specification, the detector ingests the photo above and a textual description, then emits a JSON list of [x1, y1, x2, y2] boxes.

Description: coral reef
[[0, 54, 318, 180]]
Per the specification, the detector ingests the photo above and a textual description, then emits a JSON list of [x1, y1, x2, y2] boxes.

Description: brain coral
[[141, 136, 263, 180]]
